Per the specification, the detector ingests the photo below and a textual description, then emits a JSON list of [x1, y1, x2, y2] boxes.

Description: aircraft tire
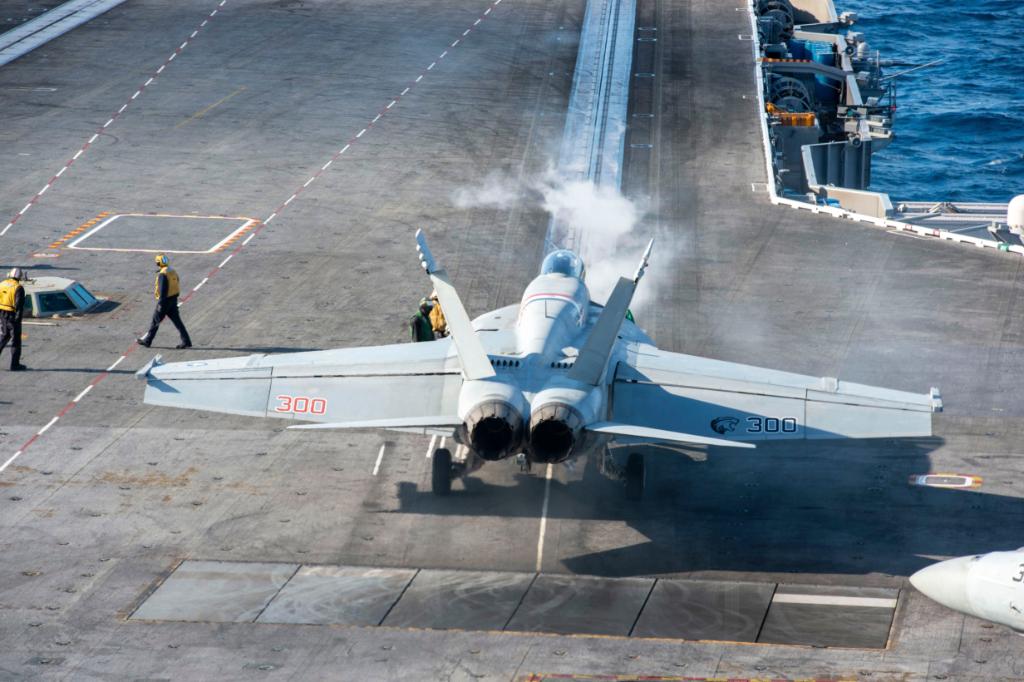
[[432, 448, 453, 496], [625, 452, 645, 500]]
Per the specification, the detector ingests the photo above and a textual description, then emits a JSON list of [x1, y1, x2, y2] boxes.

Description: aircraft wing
[[138, 340, 463, 430], [611, 346, 941, 442]]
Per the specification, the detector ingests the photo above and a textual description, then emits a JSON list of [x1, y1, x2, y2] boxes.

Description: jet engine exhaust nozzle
[[529, 402, 584, 464], [465, 400, 524, 461]]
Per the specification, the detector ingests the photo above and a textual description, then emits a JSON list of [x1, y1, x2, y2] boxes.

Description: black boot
[[137, 337, 152, 348]]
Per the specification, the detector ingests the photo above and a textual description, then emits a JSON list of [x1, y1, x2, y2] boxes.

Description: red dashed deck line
[[0, 347, 136, 474], [2, 0, 505, 475], [0, 0, 230, 239]]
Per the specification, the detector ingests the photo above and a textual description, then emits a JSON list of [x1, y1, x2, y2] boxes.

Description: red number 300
[[274, 394, 327, 415]]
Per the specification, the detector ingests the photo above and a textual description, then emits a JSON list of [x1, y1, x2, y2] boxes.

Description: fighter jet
[[138, 231, 942, 497], [911, 549, 1024, 633]]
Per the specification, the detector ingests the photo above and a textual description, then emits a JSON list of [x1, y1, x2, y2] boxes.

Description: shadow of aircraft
[[182, 346, 325, 354], [26, 368, 136, 375], [391, 435, 1024, 578], [0, 264, 76, 272]]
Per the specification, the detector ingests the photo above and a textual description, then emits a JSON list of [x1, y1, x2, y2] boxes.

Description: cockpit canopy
[[540, 249, 585, 279]]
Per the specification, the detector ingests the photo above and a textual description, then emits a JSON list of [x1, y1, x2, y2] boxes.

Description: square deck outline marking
[[67, 212, 258, 254]]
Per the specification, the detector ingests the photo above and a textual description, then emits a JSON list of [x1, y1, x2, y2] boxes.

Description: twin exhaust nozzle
[[464, 400, 582, 464]]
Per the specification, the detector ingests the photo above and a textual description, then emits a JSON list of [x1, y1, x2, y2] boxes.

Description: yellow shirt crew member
[[429, 290, 447, 337], [0, 268, 27, 371], [137, 254, 192, 349]]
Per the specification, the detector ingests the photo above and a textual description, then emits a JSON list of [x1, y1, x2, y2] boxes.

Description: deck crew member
[[429, 290, 447, 337], [410, 297, 435, 342], [137, 254, 192, 349], [0, 267, 27, 371]]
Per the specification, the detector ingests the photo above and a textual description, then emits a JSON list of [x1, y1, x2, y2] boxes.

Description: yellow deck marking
[[49, 212, 111, 249], [175, 86, 247, 129]]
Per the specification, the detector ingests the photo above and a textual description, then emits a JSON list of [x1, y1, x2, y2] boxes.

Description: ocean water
[[840, 0, 1024, 203]]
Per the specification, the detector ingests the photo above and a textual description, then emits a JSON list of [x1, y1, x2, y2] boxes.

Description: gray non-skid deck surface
[[257, 565, 416, 626], [758, 585, 899, 649], [503, 574, 653, 637], [630, 579, 775, 641], [130, 560, 298, 622], [382, 569, 536, 630], [3, 0, 1024, 679], [134, 560, 898, 648]]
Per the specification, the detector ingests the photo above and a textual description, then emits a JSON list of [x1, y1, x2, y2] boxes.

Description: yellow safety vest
[[429, 298, 447, 334], [154, 266, 181, 299], [0, 278, 21, 313]]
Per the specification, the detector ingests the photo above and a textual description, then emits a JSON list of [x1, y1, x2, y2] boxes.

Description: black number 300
[[746, 416, 798, 433]]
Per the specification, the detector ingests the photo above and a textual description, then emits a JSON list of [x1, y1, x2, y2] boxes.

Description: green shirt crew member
[[410, 298, 435, 342]]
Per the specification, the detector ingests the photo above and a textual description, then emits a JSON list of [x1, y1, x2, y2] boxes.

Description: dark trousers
[[143, 297, 191, 345], [0, 311, 21, 369]]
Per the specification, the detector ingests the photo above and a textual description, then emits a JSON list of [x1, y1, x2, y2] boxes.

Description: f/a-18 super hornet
[[138, 230, 942, 498], [911, 548, 1024, 633]]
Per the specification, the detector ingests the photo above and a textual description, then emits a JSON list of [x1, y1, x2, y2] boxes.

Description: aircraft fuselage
[[457, 268, 613, 464]]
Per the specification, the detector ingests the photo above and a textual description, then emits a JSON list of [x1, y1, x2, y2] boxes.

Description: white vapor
[[536, 172, 645, 304], [451, 169, 651, 306], [452, 171, 522, 210]]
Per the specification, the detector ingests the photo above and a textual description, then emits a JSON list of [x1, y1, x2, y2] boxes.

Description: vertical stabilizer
[[415, 230, 496, 381], [568, 240, 652, 385]]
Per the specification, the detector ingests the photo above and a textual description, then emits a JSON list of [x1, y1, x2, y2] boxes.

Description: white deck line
[[372, 443, 386, 476], [534, 463, 554, 572], [0, 450, 23, 474], [37, 416, 59, 435], [773, 593, 897, 608], [0, 0, 130, 67]]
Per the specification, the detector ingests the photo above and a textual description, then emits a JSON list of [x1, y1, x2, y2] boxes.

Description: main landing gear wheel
[[625, 452, 645, 500], [432, 448, 453, 496]]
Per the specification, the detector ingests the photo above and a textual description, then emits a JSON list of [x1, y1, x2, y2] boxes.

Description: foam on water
[[842, 0, 1024, 202]]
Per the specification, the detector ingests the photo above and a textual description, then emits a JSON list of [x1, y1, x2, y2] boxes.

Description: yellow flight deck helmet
[[155, 254, 169, 268]]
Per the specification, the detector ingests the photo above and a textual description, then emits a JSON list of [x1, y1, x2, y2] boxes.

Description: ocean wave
[[983, 153, 1024, 168], [841, 0, 1022, 202]]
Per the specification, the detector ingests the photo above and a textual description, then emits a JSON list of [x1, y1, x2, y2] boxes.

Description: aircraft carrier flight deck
[[1, 0, 1022, 680]]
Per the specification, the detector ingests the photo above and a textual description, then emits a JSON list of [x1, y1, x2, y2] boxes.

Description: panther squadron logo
[[710, 416, 739, 435]]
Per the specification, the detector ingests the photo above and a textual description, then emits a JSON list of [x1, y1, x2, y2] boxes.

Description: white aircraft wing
[[137, 340, 463, 429], [611, 345, 941, 442]]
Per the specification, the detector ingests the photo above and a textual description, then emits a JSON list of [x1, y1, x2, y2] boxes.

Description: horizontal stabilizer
[[613, 349, 939, 441], [139, 341, 462, 423], [586, 421, 755, 449], [289, 417, 462, 430]]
